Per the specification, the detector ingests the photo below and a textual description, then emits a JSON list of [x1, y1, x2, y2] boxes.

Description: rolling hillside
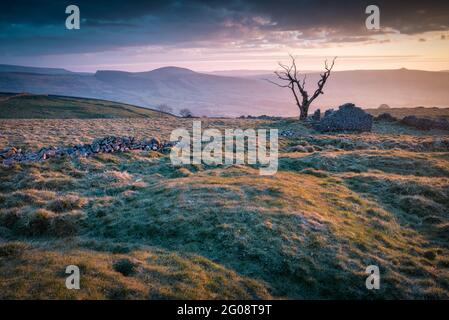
[[1, 65, 449, 117], [0, 93, 173, 119]]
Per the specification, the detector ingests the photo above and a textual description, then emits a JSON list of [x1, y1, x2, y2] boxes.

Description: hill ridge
[[0, 92, 176, 119]]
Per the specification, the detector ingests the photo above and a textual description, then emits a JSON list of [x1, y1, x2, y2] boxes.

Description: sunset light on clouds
[[1, 0, 448, 72]]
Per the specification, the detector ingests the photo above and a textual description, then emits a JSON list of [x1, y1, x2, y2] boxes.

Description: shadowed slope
[[0, 93, 174, 119]]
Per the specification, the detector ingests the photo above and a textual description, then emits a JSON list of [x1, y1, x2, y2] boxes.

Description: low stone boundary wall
[[0, 136, 175, 166]]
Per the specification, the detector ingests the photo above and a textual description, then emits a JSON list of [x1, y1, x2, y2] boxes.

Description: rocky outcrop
[[401, 116, 449, 131], [375, 113, 397, 122], [1, 136, 176, 166], [312, 109, 321, 121], [324, 109, 334, 118], [315, 103, 373, 132]]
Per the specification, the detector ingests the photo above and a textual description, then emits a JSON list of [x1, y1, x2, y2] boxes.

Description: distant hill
[[0, 66, 278, 117], [0, 93, 174, 119], [0, 65, 448, 117], [209, 70, 278, 77], [0, 64, 83, 75]]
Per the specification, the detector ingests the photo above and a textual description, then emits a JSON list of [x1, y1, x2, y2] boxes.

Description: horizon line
[[1, 63, 448, 74]]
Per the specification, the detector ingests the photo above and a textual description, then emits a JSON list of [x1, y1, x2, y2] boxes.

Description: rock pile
[[315, 103, 373, 133], [324, 109, 334, 118], [280, 130, 295, 137], [375, 113, 397, 122], [311, 109, 321, 121], [401, 116, 449, 131], [0, 136, 176, 166]]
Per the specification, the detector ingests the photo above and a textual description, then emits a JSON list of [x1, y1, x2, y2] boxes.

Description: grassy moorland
[[0, 102, 449, 299], [0, 93, 167, 119]]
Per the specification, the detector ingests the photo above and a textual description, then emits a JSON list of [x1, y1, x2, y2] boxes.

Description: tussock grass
[[0, 117, 448, 299], [0, 243, 271, 299]]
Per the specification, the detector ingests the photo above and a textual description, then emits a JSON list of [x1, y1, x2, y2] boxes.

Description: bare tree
[[268, 55, 336, 120], [156, 103, 173, 114], [179, 108, 193, 118]]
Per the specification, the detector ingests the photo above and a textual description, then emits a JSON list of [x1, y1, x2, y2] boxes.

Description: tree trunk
[[298, 103, 310, 120]]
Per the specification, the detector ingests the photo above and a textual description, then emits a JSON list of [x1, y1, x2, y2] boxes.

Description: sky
[[0, 0, 449, 72]]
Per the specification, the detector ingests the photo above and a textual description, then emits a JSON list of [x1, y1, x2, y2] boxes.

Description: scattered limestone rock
[[280, 130, 294, 137]]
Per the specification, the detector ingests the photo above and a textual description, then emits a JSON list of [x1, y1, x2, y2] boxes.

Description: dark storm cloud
[[0, 0, 448, 55], [245, 0, 449, 34]]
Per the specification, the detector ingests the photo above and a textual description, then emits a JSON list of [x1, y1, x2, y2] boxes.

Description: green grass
[[0, 93, 174, 119], [0, 115, 449, 299]]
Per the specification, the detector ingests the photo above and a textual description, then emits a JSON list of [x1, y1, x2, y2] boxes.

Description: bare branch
[[289, 54, 298, 81], [309, 56, 336, 104], [274, 70, 290, 81], [264, 78, 291, 88]]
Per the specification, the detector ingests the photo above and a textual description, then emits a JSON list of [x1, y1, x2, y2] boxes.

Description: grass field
[[0, 93, 170, 119], [1, 97, 449, 299]]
